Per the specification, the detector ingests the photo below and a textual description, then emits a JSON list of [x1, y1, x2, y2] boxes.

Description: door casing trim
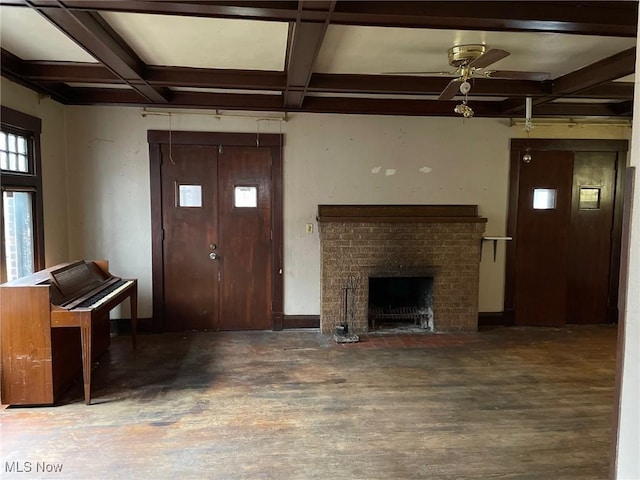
[[148, 130, 284, 331]]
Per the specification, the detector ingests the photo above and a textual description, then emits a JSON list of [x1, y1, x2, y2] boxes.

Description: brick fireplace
[[318, 205, 487, 334]]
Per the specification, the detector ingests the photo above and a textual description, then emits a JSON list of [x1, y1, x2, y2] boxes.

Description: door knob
[[209, 252, 218, 260]]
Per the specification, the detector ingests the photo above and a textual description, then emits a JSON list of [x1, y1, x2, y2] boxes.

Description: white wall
[[63, 107, 509, 316], [0, 78, 69, 266], [65, 108, 520, 318], [285, 114, 513, 315], [615, 39, 640, 480], [60, 104, 630, 319]]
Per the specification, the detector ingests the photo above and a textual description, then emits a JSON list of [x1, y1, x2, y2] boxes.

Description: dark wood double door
[[506, 139, 627, 326], [149, 132, 283, 332]]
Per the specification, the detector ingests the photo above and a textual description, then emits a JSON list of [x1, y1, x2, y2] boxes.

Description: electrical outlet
[[306, 223, 313, 234]]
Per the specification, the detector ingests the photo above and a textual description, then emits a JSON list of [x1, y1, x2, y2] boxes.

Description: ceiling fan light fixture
[[388, 43, 550, 103], [454, 102, 474, 118]]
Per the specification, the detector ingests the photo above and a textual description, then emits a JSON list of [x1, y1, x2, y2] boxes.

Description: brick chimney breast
[[317, 205, 487, 334]]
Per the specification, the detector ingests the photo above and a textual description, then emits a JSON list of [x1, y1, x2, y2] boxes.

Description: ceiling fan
[[389, 44, 550, 101]]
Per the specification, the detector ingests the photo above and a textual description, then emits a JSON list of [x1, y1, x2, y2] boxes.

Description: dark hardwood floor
[[1, 326, 617, 479]]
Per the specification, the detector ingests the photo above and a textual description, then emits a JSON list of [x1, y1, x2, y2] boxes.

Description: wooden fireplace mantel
[[317, 205, 488, 224]]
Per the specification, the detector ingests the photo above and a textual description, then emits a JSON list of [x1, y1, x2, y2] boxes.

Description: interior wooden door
[[161, 144, 219, 331], [514, 150, 574, 326], [567, 152, 617, 324], [160, 143, 274, 331], [218, 146, 272, 330]]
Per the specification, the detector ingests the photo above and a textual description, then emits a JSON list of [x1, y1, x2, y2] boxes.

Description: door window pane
[[3, 190, 35, 281], [234, 186, 257, 208], [533, 188, 557, 210], [579, 187, 601, 210], [178, 184, 202, 208]]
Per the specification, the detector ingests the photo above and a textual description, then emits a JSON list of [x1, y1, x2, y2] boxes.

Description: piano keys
[[0, 260, 137, 406]]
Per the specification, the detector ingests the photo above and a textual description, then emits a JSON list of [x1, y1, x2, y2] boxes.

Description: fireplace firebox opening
[[368, 276, 434, 331]]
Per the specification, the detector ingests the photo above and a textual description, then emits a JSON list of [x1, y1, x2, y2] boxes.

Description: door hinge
[[218, 145, 223, 155]]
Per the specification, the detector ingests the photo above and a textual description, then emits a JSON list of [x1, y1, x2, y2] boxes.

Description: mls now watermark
[[5, 461, 64, 474]]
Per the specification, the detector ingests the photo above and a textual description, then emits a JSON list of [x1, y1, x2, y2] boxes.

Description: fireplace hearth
[[318, 205, 486, 334]]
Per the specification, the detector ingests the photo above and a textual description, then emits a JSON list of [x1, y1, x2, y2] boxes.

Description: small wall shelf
[[481, 236, 513, 262]]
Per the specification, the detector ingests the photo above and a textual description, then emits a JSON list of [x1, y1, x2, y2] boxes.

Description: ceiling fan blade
[[487, 70, 551, 81], [438, 78, 463, 101], [469, 48, 510, 69], [381, 71, 455, 76]]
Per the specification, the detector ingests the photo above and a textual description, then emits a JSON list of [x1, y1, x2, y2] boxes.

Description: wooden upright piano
[[0, 260, 137, 405]]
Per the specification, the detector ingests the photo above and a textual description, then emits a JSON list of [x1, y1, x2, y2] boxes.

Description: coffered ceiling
[[0, 1, 637, 119]]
